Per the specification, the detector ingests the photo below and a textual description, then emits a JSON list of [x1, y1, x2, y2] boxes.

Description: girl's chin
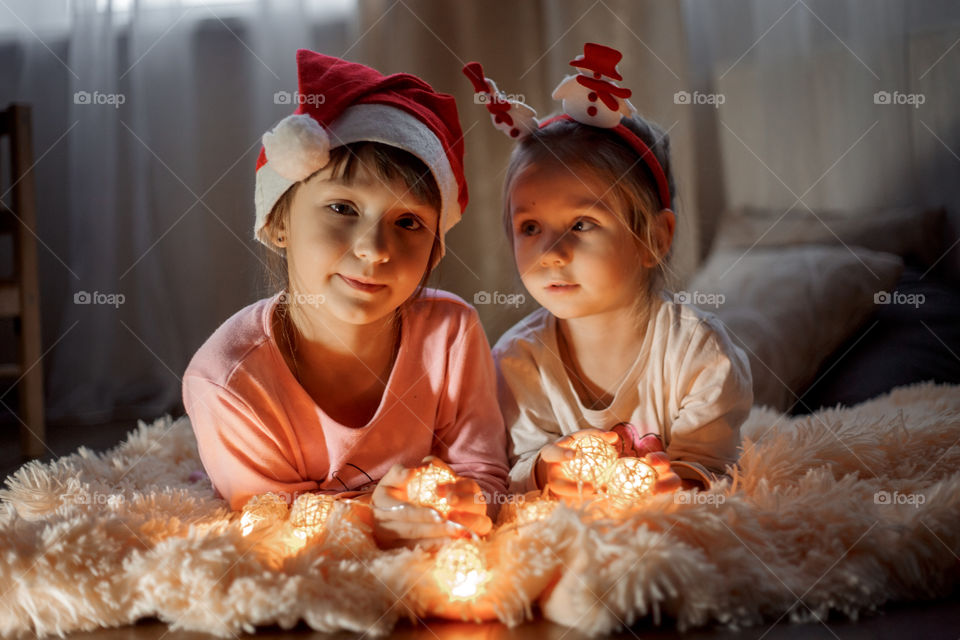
[[321, 295, 405, 326], [535, 301, 587, 320]]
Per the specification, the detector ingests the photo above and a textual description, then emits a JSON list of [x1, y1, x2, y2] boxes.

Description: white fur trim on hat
[[254, 103, 460, 261]]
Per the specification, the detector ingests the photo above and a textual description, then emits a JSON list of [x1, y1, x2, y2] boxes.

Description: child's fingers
[[378, 464, 416, 491], [436, 479, 487, 513], [572, 428, 620, 446], [373, 473, 424, 511], [374, 517, 457, 542], [643, 452, 673, 475], [374, 497, 445, 522], [436, 477, 479, 497], [547, 476, 598, 497], [653, 472, 682, 495], [540, 444, 576, 464], [447, 511, 493, 536], [645, 451, 671, 466], [419, 455, 455, 474]]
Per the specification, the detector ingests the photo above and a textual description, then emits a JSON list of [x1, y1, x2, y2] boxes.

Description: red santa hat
[[254, 49, 468, 259]]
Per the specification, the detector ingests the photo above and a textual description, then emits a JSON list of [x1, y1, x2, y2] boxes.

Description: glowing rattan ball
[[562, 434, 619, 486], [406, 464, 459, 516], [604, 457, 658, 506], [514, 497, 558, 526], [289, 493, 336, 541], [240, 492, 289, 536], [433, 539, 491, 600]]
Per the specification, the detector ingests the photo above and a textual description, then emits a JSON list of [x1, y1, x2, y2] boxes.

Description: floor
[[2, 419, 959, 640], [56, 594, 960, 640]]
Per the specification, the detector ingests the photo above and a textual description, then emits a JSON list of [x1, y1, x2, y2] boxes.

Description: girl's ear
[[642, 208, 676, 268], [272, 219, 288, 248]]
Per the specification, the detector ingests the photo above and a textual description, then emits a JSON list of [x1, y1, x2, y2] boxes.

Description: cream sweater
[[493, 293, 753, 493]]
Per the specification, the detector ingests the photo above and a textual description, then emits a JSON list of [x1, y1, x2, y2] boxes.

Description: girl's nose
[[353, 220, 389, 263], [539, 231, 572, 267]]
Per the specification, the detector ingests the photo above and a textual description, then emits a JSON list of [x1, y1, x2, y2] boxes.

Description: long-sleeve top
[[182, 288, 509, 511], [493, 293, 753, 493]]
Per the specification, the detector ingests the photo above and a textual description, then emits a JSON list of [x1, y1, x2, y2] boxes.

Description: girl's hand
[[371, 457, 491, 549], [644, 451, 683, 495], [535, 428, 621, 500]]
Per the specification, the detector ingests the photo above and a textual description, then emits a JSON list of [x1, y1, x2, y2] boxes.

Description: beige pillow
[[687, 245, 904, 411], [714, 206, 946, 269]]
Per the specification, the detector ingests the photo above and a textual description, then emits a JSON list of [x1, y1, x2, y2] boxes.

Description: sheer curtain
[[9, 0, 953, 430], [0, 0, 356, 426], [682, 0, 960, 272]]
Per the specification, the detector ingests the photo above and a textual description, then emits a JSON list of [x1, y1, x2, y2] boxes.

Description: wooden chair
[[0, 104, 45, 458]]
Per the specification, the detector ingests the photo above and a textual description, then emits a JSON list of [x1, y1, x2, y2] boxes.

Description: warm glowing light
[[240, 492, 289, 536], [604, 457, 658, 506], [514, 497, 558, 526], [562, 434, 619, 486], [289, 493, 336, 541], [406, 464, 459, 516], [433, 539, 491, 600]]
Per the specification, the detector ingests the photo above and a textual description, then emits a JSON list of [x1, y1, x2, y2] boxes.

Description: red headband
[[464, 43, 672, 212], [537, 114, 671, 212]]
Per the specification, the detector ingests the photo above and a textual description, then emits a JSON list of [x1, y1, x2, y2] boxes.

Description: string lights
[[289, 493, 336, 541], [562, 434, 619, 487], [433, 538, 491, 600], [240, 492, 288, 536], [406, 464, 459, 516]]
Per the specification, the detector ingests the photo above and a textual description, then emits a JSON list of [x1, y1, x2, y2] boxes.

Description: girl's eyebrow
[[569, 196, 615, 213], [513, 196, 613, 216]]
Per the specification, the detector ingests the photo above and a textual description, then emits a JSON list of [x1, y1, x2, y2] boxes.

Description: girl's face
[[509, 162, 648, 320], [277, 162, 439, 327]]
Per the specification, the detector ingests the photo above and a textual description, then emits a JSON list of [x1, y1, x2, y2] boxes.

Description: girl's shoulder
[[402, 287, 485, 337], [658, 291, 746, 362], [184, 294, 279, 387], [491, 307, 552, 361]]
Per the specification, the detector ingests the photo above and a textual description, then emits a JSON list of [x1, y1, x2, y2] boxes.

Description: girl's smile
[[338, 274, 388, 294]]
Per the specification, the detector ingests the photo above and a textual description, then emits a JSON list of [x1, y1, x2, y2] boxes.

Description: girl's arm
[[183, 375, 319, 510], [432, 310, 510, 510], [495, 350, 565, 494], [665, 320, 754, 474]]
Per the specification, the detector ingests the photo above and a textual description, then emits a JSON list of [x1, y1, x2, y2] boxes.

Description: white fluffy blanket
[[1, 382, 959, 637]]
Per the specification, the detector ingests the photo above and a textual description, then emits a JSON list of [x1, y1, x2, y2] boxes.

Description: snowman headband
[[463, 43, 672, 212]]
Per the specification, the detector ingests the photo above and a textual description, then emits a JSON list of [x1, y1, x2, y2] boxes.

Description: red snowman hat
[[569, 43, 624, 81], [254, 49, 468, 259]]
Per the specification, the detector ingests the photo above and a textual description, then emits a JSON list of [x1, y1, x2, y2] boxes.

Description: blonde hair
[[259, 142, 442, 371], [502, 115, 677, 317]]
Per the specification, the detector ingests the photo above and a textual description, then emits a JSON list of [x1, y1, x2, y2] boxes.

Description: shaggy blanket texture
[[1, 382, 959, 637]]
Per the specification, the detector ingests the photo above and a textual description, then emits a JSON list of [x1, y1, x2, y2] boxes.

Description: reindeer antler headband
[[463, 43, 672, 212]]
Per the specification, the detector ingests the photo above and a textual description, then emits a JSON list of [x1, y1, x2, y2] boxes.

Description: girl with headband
[[465, 43, 753, 500]]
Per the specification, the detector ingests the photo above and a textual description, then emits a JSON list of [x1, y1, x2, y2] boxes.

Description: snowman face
[[508, 161, 648, 321], [553, 74, 629, 128]]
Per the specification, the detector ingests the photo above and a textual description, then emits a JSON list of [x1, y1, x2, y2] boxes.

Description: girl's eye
[[572, 219, 596, 232], [396, 215, 424, 231], [518, 220, 540, 236], [328, 202, 358, 216]]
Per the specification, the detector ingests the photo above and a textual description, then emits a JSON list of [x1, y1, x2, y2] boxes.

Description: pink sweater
[[182, 289, 509, 511]]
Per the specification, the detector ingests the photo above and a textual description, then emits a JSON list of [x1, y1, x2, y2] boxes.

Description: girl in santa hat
[[183, 49, 508, 549], [466, 43, 753, 501]]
